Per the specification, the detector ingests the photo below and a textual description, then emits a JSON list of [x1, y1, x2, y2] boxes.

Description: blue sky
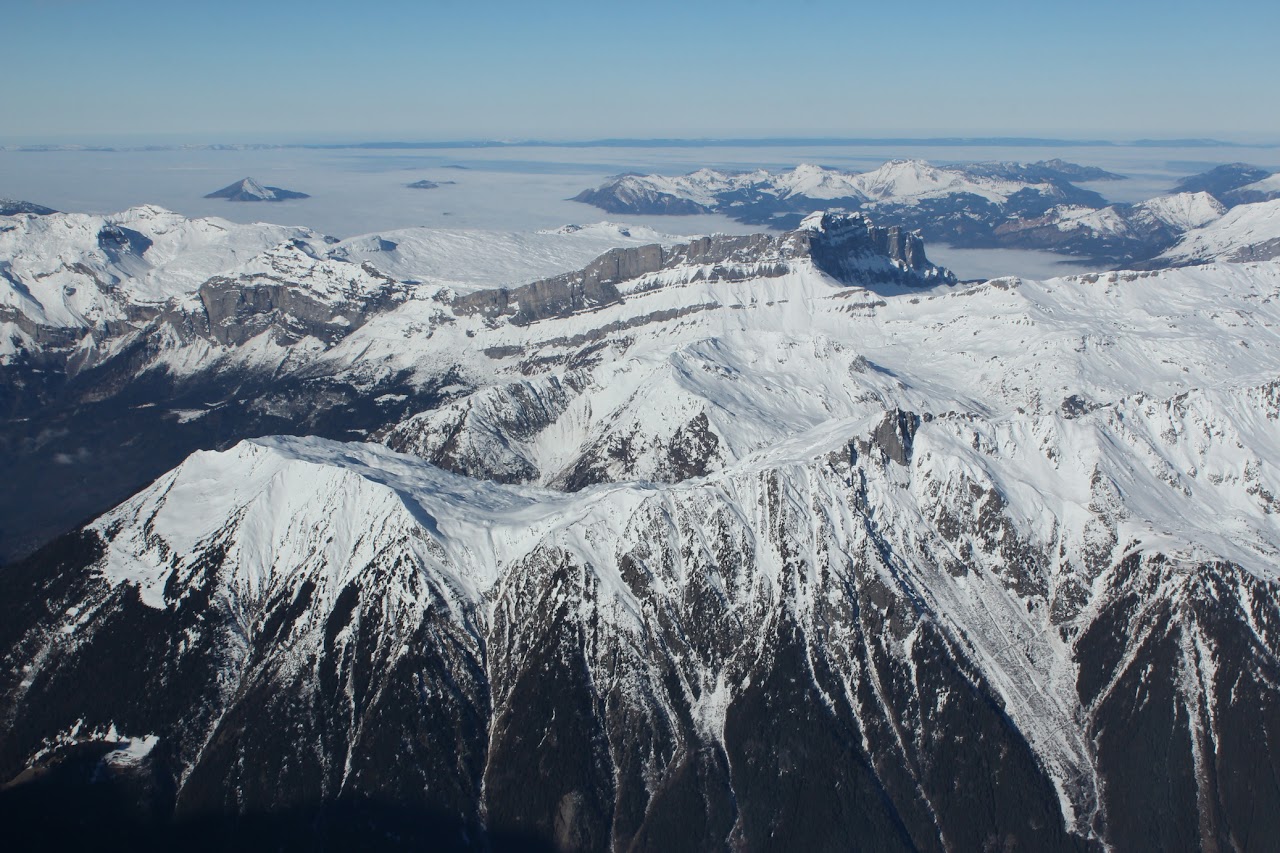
[[4, 0, 1278, 143]]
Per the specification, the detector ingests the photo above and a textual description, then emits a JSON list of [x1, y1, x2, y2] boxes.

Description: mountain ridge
[[5, 200, 1280, 849], [0, 207, 948, 563]]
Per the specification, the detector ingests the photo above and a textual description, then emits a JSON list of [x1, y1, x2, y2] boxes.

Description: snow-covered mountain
[[204, 177, 310, 202], [571, 158, 1257, 266], [993, 191, 1226, 260], [0, 206, 943, 563], [3, 193, 1280, 849], [1155, 198, 1280, 265], [1, 205, 315, 345], [1172, 163, 1280, 207], [574, 160, 1274, 268], [1227, 171, 1280, 206], [0, 208, 680, 368], [574, 159, 1114, 222]]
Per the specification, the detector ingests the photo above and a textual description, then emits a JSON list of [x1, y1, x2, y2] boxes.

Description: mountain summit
[[204, 177, 309, 202]]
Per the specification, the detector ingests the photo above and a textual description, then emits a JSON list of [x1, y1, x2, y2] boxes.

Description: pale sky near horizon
[[4, 0, 1278, 144]]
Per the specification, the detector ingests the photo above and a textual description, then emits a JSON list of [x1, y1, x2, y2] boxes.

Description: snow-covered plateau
[[3, 201, 1280, 851]]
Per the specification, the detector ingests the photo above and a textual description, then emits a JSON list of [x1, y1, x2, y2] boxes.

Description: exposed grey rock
[[453, 212, 952, 328], [871, 408, 921, 466]]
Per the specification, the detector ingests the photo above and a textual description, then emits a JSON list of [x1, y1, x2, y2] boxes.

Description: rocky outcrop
[[451, 247, 655, 325], [195, 244, 407, 345], [855, 408, 921, 466], [196, 275, 400, 346], [799, 211, 948, 282], [453, 213, 952, 327]]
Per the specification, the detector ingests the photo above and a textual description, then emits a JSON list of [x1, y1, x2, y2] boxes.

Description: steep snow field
[[1159, 198, 1280, 264]]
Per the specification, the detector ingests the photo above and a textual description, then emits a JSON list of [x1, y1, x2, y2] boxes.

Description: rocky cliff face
[[195, 243, 408, 346], [5, 383, 1280, 851], [453, 213, 951, 328]]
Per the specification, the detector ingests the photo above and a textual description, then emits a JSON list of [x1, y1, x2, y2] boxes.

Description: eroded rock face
[[452, 214, 951, 329], [856, 407, 921, 466], [4, 415, 1278, 851]]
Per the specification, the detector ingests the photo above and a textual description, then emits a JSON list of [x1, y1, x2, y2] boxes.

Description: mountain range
[[573, 159, 1280, 268], [3, 197, 1280, 850]]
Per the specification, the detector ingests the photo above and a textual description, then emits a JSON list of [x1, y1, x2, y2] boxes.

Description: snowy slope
[[1230, 171, 1280, 201], [989, 192, 1226, 261], [331, 221, 683, 293], [577, 160, 1073, 212], [367, 259, 1280, 493], [12, 255, 1280, 846], [1134, 191, 1226, 231], [4, 203, 1280, 849], [0, 208, 690, 367], [1157, 198, 1280, 265], [0, 205, 315, 330], [851, 158, 1033, 204], [1013, 193, 1224, 238]]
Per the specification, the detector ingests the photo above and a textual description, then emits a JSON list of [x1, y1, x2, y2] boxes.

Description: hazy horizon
[[6, 133, 1280, 149], [6, 137, 1276, 281]]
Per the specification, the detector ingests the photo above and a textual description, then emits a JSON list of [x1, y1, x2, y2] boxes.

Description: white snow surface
[[331, 221, 682, 293], [0, 207, 688, 360], [1236, 172, 1280, 196], [228, 178, 275, 200], [93, 255, 1280, 603], [30, 232, 1280, 839], [1135, 191, 1225, 231], [0, 205, 314, 329], [1158, 198, 1280, 264], [1032, 192, 1225, 239], [594, 160, 1070, 209]]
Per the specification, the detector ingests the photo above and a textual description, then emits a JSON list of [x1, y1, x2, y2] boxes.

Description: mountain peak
[[204, 177, 310, 202]]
